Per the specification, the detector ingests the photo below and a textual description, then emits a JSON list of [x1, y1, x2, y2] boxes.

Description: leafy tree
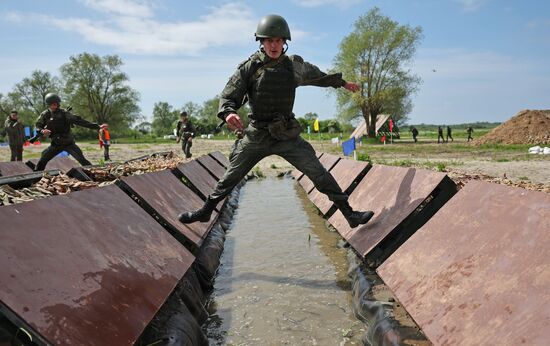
[[12, 70, 61, 116], [303, 112, 318, 122], [326, 119, 341, 133], [151, 102, 179, 136], [333, 8, 422, 137], [135, 121, 152, 134], [181, 101, 201, 118], [60, 53, 140, 130], [198, 96, 250, 134]]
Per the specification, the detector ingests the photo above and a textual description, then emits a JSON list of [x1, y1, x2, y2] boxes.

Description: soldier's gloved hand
[[226, 113, 244, 131]]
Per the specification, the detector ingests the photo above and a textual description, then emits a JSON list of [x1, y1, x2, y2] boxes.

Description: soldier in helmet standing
[[179, 14, 374, 228], [34, 93, 100, 171], [4, 110, 26, 161]]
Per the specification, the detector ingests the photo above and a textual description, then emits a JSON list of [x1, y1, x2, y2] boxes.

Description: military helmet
[[45, 93, 61, 105], [255, 14, 291, 41]]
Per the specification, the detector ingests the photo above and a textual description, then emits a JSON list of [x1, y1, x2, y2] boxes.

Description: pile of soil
[[475, 109, 550, 145]]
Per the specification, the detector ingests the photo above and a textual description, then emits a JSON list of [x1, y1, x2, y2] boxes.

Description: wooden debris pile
[[0, 173, 111, 206], [84, 152, 183, 182], [448, 171, 550, 193], [0, 151, 184, 206]]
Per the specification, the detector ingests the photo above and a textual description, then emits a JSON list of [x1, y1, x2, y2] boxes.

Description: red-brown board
[[0, 185, 194, 346]]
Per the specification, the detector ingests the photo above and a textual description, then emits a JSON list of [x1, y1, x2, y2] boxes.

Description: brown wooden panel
[[298, 153, 340, 194], [175, 160, 218, 200], [378, 180, 550, 346], [328, 165, 447, 257], [197, 154, 226, 180], [208, 151, 229, 168], [308, 159, 370, 215], [0, 185, 194, 346], [119, 170, 217, 250], [0, 162, 33, 176], [28, 156, 80, 173]]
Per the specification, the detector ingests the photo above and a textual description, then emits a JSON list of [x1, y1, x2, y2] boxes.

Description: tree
[[333, 8, 422, 137], [197, 96, 250, 134], [181, 101, 201, 118], [303, 112, 318, 122], [151, 102, 179, 136], [60, 53, 140, 130], [12, 70, 61, 116]]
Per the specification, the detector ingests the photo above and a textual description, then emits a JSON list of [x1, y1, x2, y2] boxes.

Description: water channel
[[205, 177, 364, 345]]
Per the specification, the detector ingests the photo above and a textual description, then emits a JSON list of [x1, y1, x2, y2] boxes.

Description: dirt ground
[[1, 138, 548, 187]]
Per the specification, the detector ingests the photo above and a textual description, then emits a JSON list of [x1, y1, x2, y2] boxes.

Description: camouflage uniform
[[4, 116, 26, 161], [209, 50, 348, 203], [35, 108, 100, 171], [176, 119, 196, 158]]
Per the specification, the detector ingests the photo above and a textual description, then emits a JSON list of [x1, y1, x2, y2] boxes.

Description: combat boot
[[178, 197, 217, 224], [336, 201, 374, 228]]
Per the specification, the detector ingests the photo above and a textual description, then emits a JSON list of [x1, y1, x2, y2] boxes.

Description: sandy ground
[[1, 138, 548, 185]]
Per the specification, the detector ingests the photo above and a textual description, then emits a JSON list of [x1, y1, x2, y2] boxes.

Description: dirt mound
[[475, 109, 550, 145]]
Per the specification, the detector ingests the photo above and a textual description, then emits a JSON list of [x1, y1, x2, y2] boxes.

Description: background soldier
[[446, 125, 453, 142], [34, 93, 100, 171], [411, 126, 419, 143], [179, 14, 374, 228], [466, 126, 474, 141], [99, 123, 111, 161], [176, 111, 196, 159], [437, 126, 444, 143], [4, 110, 26, 161]]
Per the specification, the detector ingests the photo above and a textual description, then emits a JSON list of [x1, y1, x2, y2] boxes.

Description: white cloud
[[9, 2, 257, 55], [81, 0, 153, 18], [292, 0, 363, 9], [454, 0, 487, 12], [4, 11, 23, 22]]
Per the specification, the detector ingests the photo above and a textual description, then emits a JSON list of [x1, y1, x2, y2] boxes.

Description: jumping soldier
[[178, 14, 374, 228], [34, 93, 100, 171]]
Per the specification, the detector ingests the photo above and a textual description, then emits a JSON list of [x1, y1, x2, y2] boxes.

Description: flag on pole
[[389, 118, 393, 132], [313, 118, 319, 132], [342, 137, 356, 156]]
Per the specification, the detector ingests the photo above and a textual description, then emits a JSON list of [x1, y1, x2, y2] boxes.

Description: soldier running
[[34, 93, 100, 171]]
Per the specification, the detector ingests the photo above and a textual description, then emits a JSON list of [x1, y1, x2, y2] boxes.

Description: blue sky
[[1, 0, 549, 125]]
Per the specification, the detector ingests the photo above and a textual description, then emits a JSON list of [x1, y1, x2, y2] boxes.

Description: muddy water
[[206, 178, 364, 345]]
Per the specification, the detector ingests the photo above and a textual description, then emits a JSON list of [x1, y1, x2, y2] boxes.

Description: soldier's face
[[263, 37, 284, 59], [9, 112, 18, 119], [49, 103, 59, 111]]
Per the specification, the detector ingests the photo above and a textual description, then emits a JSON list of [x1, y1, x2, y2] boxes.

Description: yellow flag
[[313, 118, 319, 132]]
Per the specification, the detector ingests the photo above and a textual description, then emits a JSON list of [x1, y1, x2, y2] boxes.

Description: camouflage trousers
[[209, 125, 348, 203]]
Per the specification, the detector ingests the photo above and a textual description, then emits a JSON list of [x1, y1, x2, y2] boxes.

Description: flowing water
[[206, 177, 364, 345]]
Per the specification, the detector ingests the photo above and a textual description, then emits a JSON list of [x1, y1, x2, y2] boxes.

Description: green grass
[[252, 166, 264, 178]]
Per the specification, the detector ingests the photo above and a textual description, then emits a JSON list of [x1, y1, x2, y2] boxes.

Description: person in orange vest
[[99, 123, 111, 161]]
